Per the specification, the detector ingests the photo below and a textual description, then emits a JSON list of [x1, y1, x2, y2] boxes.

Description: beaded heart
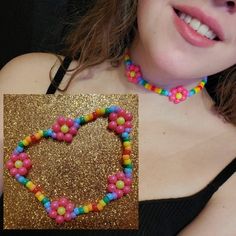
[[6, 106, 134, 224]]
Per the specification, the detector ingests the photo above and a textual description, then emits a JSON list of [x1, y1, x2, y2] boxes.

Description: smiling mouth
[[173, 8, 221, 41]]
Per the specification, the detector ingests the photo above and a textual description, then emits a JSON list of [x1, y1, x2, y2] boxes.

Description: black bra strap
[[46, 56, 73, 94], [208, 158, 236, 192]]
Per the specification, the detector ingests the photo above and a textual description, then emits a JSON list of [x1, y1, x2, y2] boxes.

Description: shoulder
[[0, 52, 63, 93]]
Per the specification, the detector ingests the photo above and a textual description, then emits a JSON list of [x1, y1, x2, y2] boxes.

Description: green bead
[[103, 196, 110, 204], [23, 178, 29, 185], [117, 117, 125, 125], [18, 141, 24, 147], [15, 160, 23, 168], [78, 207, 84, 214], [125, 164, 133, 169], [57, 207, 66, 215], [61, 125, 69, 133], [41, 197, 49, 204], [105, 108, 110, 115], [116, 180, 125, 189], [80, 117, 85, 124], [122, 137, 131, 142], [43, 130, 48, 137]]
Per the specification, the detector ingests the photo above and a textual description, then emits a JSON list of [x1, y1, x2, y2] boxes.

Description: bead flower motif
[[6, 152, 32, 177], [48, 197, 76, 224], [52, 116, 79, 143], [169, 86, 189, 104], [107, 171, 132, 199], [108, 109, 133, 135], [126, 64, 142, 84]]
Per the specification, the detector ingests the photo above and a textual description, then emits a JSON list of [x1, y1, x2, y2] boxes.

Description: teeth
[[179, 12, 217, 40]]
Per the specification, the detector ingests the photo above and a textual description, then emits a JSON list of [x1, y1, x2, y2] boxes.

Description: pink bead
[[108, 175, 117, 184], [66, 118, 74, 127], [19, 153, 28, 160], [64, 212, 72, 222], [107, 184, 116, 193], [182, 90, 188, 95], [10, 168, 18, 176], [56, 132, 64, 141], [59, 197, 68, 207], [6, 160, 14, 169], [115, 125, 125, 134], [116, 171, 125, 180], [52, 124, 61, 132], [177, 87, 183, 92], [11, 154, 19, 162], [117, 109, 126, 117], [109, 113, 117, 121], [108, 121, 117, 130], [66, 203, 75, 213], [23, 159, 32, 169], [115, 189, 124, 199], [56, 215, 64, 224], [51, 201, 59, 210], [49, 210, 57, 218], [69, 127, 77, 136], [124, 121, 132, 128], [124, 112, 133, 121], [123, 186, 131, 195], [64, 133, 73, 143], [124, 178, 132, 186], [18, 167, 27, 175], [57, 117, 66, 126], [171, 89, 177, 93]]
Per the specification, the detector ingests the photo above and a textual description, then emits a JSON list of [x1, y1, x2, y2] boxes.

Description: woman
[[1, 0, 236, 235]]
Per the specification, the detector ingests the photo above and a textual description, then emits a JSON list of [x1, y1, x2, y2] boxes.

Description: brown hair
[[52, 0, 236, 126]]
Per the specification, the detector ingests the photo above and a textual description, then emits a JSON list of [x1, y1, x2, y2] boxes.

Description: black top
[[1, 57, 235, 236]]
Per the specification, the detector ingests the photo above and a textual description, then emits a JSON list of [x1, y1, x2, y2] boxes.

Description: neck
[[128, 38, 207, 91]]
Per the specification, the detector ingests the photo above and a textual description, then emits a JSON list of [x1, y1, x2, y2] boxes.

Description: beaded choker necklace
[[124, 52, 208, 104], [6, 106, 133, 224]]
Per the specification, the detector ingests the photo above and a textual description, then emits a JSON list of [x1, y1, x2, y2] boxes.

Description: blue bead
[[124, 168, 132, 174], [108, 106, 116, 113], [16, 146, 24, 153], [121, 132, 129, 139], [106, 193, 114, 201], [46, 129, 53, 137], [188, 90, 195, 97], [74, 118, 81, 124], [73, 207, 79, 215], [17, 176, 26, 184], [112, 192, 118, 200], [44, 202, 51, 208]]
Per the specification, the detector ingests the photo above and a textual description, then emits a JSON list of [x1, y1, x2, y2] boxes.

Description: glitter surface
[[3, 94, 138, 229]]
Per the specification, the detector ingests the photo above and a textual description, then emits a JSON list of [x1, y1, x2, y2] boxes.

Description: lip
[[173, 5, 225, 41]]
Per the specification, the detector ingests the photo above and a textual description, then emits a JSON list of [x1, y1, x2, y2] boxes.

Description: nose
[[214, 0, 236, 12]]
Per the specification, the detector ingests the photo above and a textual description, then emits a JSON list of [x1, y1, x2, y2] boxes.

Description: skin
[[0, 0, 236, 234]]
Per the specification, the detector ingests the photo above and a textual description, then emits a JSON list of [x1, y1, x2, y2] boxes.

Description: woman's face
[[135, 0, 236, 80]]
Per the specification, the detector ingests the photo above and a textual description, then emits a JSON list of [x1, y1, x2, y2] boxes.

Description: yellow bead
[[15, 160, 23, 168], [99, 199, 106, 207], [96, 108, 105, 116], [117, 117, 125, 125], [38, 130, 44, 137], [87, 203, 93, 211], [97, 203, 103, 211], [27, 182, 36, 191], [22, 139, 29, 146], [144, 84, 151, 90], [200, 82, 205, 87], [124, 159, 132, 165], [61, 125, 69, 133], [57, 207, 66, 215], [176, 93, 182, 99], [83, 205, 89, 213], [125, 55, 129, 60], [122, 155, 130, 160], [123, 141, 131, 147], [84, 115, 90, 122], [130, 71, 136, 77], [34, 133, 41, 140], [88, 114, 94, 121], [36, 194, 45, 202]]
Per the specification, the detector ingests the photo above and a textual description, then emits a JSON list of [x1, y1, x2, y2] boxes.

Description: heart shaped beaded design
[[6, 106, 134, 224]]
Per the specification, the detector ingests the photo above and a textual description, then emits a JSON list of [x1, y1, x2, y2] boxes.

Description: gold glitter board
[[3, 94, 138, 229]]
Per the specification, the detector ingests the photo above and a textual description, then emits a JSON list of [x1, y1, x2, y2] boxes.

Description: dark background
[[0, 0, 94, 69]]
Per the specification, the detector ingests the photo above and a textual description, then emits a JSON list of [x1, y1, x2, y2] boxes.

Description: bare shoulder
[[0, 52, 63, 93]]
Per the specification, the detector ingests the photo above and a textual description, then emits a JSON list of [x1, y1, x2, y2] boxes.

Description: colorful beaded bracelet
[[124, 51, 208, 104], [6, 106, 134, 224]]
